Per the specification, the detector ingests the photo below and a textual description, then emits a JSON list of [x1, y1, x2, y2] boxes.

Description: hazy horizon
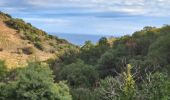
[[53, 33, 114, 45]]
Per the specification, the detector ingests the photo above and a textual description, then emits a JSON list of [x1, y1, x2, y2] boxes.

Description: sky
[[0, 0, 170, 36]]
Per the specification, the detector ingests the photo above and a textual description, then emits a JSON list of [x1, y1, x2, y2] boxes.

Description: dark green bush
[[34, 42, 44, 51], [22, 47, 35, 55], [59, 60, 98, 87]]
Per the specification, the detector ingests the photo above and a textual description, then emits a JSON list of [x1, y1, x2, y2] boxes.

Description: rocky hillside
[[0, 12, 73, 69]]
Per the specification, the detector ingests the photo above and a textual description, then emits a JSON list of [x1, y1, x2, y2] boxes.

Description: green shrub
[[95, 76, 120, 100], [0, 62, 72, 100], [59, 60, 98, 87], [71, 88, 97, 100], [0, 60, 7, 81], [34, 42, 44, 51], [22, 47, 35, 55], [139, 72, 170, 100]]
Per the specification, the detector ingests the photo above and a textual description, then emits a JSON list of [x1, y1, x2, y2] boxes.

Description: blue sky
[[0, 0, 170, 36]]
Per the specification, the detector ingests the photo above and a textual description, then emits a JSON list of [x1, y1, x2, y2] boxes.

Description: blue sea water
[[54, 33, 114, 45]]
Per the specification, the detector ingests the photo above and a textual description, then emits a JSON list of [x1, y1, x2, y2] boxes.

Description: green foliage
[[98, 37, 109, 46], [5, 18, 46, 50], [0, 63, 72, 100], [132, 28, 159, 55], [4, 16, 70, 51], [59, 60, 98, 87], [80, 41, 96, 64], [0, 60, 7, 80], [71, 88, 97, 100], [49, 25, 170, 100], [96, 64, 136, 100], [0, 11, 11, 20], [97, 44, 128, 78], [80, 38, 110, 65], [34, 41, 44, 50], [122, 64, 136, 100], [139, 72, 170, 100], [57, 46, 80, 65], [149, 34, 170, 66], [96, 76, 121, 100], [3, 13, 170, 100], [159, 25, 170, 35]]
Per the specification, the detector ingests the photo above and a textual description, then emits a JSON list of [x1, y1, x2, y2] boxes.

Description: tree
[[98, 37, 108, 46], [0, 62, 72, 100], [80, 41, 97, 65], [97, 44, 128, 78], [80, 38, 110, 65], [149, 34, 170, 66], [81, 41, 94, 51], [59, 60, 98, 87]]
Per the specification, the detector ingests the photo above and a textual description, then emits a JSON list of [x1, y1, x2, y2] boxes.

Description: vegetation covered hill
[[0, 12, 73, 68], [0, 11, 170, 100], [50, 25, 170, 100]]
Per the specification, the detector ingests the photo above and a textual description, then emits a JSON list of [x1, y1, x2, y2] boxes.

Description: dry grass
[[0, 20, 55, 69]]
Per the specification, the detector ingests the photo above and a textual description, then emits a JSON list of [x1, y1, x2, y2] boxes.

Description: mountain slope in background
[[0, 12, 73, 68]]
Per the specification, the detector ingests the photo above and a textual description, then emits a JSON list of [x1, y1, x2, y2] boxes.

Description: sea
[[54, 33, 115, 46]]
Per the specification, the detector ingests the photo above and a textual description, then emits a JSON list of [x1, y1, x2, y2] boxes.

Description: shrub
[[71, 88, 97, 100], [34, 42, 44, 51], [22, 47, 35, 55], [0, 48, 3, 52], [59, 60, 98, 87], [139, 72, 170, 100], [96, 64, 136, 100], [0, 60, 7, 81], [95, 76, 120, 100], [0, 62, 72, 100]]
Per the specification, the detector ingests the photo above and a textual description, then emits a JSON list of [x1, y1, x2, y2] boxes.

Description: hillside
[[0, 11, 170, 100], [0, 12, 73, 69]]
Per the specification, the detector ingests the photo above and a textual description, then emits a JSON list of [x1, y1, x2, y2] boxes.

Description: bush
[[59, 60, 98, 87], [0, 60, 7, 80], [22, 47, 35, 55], [96, 64, 136, 100], [139, 72, 170, 100], [0, 62, 72, 100], [71, 88, 97, 100], [34, 42, 44, 51], [95, 76, 121, 100]]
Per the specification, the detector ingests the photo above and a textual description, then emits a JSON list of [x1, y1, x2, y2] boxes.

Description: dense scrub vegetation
[[0, 61, 72, 100], [49, 25, 170, 100]]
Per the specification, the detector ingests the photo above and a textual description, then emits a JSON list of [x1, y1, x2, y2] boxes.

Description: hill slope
[[0, 12, 73, 69]]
